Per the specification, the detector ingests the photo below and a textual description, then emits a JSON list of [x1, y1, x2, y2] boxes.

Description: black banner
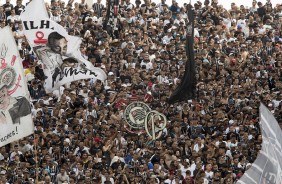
[[168, 5, 196, 104]]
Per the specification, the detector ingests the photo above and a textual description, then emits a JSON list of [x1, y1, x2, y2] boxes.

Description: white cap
[[64, 138, 71, 144], [229, 120, 234, 124]]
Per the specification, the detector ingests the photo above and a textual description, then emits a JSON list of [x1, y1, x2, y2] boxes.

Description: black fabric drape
[[168, 5, 196, 104]]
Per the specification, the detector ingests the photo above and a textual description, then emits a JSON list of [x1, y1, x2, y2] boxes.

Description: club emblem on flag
[[124, 102, 151, 128], [0, 67, 17, 89]]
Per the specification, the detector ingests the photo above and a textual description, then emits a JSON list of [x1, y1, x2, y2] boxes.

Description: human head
[[0, 85, 10, 109], [48, 32, 68, 55]]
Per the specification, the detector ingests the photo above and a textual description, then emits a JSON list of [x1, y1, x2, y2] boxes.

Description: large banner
[[20, 0, 107, 93], [237, 104, 282, 184], [0, 27, 33, 147]]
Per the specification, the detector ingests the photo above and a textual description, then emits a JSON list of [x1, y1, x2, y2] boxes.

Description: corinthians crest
[[124, 102, 151, 128], [0, 43, 22, 95], [124, 102, 167, 140]]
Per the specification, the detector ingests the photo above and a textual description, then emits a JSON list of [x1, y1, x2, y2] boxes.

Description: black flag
[[168, 5, 196, 104]]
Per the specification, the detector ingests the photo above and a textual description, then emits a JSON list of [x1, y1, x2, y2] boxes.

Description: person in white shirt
[[164, 174, 176, 184], [73, 141, 90, 156], [162, 30, 174, 45], [179, 159, 191, 178], [236, 14, 247, 30], [50, 9, 61, 23], [249, 0, 257, 13], [140, 54, 153, 70], [193, 137, 204, 152], [101, 172, 115, 184], [204, 163, 214, 181], [7, 9, 21, 28]]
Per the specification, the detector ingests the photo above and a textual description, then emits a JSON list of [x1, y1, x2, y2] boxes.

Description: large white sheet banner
[[20, 0, 106, 93], [0, 27, 33, 147], [237, 103, 282, 184]]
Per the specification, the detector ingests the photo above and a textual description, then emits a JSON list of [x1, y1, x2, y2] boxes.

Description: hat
[[237, 25, 242, 29], [64, 138, 71, 144], [94, 137, 101, 143], [70, 91, 76, 95], [203, 58, 209, 63], [184, 159, 190, 163], [148, 82, 153, 87], [108, 72, 114, 76], [275, 36, 280, 41]]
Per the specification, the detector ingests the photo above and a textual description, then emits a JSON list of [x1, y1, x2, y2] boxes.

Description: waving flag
[[20, 0, 106, 93], [237, 104, 282, 184], [0, 27, 33, 147]]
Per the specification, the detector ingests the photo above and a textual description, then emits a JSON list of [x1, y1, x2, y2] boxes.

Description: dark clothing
[[3, 3, 13, 18], [8, 97, 31, 124], [14, 5, 25, 15], [257, 7, 266, 18]]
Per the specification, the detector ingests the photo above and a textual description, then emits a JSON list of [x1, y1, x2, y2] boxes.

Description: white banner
[[237, 103, 282, 184], [0, 27, 33, 147], [20, 0, 106, 92], [20, 0, 49, 20]]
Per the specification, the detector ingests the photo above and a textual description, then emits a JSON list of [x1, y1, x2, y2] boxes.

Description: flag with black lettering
[[168, 4, 196, 103], [20, 0, 106, 93], [0, 27, 33, 147]]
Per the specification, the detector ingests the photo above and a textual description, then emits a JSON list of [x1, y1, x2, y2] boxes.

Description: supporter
[[2, 0, 282, 183]]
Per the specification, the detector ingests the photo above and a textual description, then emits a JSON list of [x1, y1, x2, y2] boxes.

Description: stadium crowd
[[1, 0, 282, 183]]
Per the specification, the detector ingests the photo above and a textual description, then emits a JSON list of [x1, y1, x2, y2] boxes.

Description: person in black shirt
[[14, 0, 25, 15], [3, 0, 13, 18], [257, 2, 266, 18]]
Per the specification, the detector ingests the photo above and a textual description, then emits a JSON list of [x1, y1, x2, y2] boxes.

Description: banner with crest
[[20, 0, 107, 93], [0, 27, 33, 147]]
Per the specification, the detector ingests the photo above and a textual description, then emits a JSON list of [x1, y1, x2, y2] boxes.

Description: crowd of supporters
[[1, 0, 282, 183]]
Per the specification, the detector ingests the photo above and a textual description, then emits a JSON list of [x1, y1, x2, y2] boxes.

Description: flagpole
[[34, 133, 39, 183]]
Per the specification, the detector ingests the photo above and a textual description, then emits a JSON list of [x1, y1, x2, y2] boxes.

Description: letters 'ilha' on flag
[[20, 0, 107, 93]]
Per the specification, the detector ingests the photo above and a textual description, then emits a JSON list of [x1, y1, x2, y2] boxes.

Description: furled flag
[[168, 4, 196, 104], [20, 0, 107, 93], [0, 27, 33, 147]]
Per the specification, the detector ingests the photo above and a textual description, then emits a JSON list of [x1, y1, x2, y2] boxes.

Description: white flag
[[0, 27, 33, 147], [20, 0, 107, 93], [20, 0, 48, 20], [237, 103, 282, 184]]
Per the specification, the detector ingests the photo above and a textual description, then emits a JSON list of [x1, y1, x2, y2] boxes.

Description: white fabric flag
[[20, 0, 106, 93], [237, 103, 282, 184], [0, 27, 33, 147], [20, 0, 49, 20]]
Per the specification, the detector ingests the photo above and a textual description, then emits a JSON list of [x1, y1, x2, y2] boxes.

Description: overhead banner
[[0, 27, 33, 147], [20, 0, 107, 93], [237, 104, 282, 184]]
